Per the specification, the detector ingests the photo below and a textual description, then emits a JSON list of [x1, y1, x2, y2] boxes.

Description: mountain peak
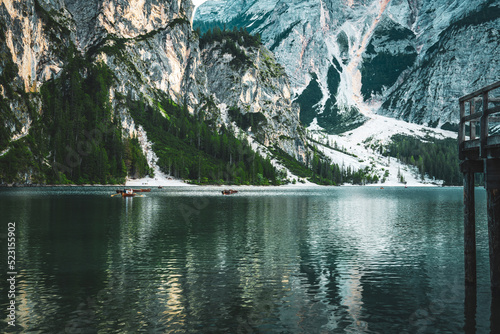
[[195, 0, 500, 128]]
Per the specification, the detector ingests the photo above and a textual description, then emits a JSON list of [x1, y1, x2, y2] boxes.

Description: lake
[[0, 186, 495, 333]]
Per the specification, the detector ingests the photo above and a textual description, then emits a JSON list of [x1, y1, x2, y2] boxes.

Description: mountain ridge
[[0, 0, 325, 185], [194, 0, 500, 128], [0, 0, 472, 186]]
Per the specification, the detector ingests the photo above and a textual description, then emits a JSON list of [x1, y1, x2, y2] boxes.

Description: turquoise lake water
[[0, 186, 495, 333]]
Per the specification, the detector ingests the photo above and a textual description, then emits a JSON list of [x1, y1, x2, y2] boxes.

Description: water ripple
[[0, 187, 492, 333]]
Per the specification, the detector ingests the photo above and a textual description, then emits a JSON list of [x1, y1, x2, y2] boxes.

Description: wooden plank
[[460, 81, 500, 102], [459, 101, 466, 148], [471, 102, 476, 140], [464, 139, 480, 149], [487, 136, 500, 147], [473, 97, 500, 103], [464, 171, 477, 286], [485, 105, 500, 116], [473, 97, 500, 102], [462, 111, 482, 122], [487, 147, 500, 159], [462, 150, 481, 161], [471, 121, 477, 141], [481, 92, 489, 158], [460, 160, 483, 173]]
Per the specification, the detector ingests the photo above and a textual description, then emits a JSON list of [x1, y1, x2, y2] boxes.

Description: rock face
[[201, 39, 307, 161], [0, 0, 63, 154], [0, 0, 308, 173], [379, 2, 500, 126], [194, 0, 500, 129], [1, 0, 65, 92]]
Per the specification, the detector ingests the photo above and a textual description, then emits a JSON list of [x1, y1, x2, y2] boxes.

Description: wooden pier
[[459, 80, 500, 297]]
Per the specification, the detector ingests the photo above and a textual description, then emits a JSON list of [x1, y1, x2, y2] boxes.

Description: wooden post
[[487, 187, 500, 297], [464, 171, 476, 286], [464, 284, 477, 334], [480, 92, 489, 158], [459, 101, 466, 160], [470, 102, 476, 140], [492, 294, 500, 333], [460, 81, 500, 303], [486, 159, 500, 297]]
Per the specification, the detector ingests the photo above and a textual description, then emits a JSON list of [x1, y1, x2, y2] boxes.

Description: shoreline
[[0, 182, 459, 188], [0, 165, 453, 188], [0, 171, 457, 188]]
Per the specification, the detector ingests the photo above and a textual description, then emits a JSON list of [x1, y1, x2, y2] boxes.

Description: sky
[[192, 0, 208, 6], [191, 0, 209, 21]]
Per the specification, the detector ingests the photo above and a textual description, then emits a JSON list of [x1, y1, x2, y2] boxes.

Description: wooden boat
[[130, 188, 150, 193], [222, 189, 238, 195], [116, 188, 150, 194], [117, 189, 149, 193], [122, 189, 136, 197]]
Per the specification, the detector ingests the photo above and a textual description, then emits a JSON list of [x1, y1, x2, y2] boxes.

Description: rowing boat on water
[[122, 189, 135, 197], [116, 188, 151, 193]]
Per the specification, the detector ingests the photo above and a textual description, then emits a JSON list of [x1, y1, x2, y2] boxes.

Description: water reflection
[[0, 187, 493, 333]]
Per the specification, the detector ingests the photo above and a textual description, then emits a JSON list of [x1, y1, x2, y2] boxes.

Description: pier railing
[[459, 80, 500, 160]]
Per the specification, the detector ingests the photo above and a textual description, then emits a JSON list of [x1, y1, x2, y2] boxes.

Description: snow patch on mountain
[[308, 113, 457, 186]]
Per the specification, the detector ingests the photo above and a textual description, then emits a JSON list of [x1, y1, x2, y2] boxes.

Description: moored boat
[[222, 189, 238, 195], [122, 189, 135, 197], [117, 189, 147, 194]]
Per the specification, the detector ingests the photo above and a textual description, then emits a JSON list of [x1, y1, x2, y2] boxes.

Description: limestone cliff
[[201, 37, 307, 162], [195, 0, 500, 129], [0, 0, 310, 183]]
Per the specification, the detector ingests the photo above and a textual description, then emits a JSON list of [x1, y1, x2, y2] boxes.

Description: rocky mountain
[[199, 31, 307, 160], [1, 0, 482, 186], [194, 0, 500, 130], [0, 0, 311, 184], [379, 1, 500, 126]]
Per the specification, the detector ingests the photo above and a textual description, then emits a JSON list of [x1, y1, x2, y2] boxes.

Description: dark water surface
[[0, 186, 494, 333]]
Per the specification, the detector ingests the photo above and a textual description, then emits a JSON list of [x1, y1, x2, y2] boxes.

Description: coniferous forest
[[0, 49, 151, 184], [384, 134, 462, 185], [124, 94, 280, 185], [198, 26, 261, 50], [0, 47, 283, 185], [0, 26, 290, 186], [0, 23, 462, 187]]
